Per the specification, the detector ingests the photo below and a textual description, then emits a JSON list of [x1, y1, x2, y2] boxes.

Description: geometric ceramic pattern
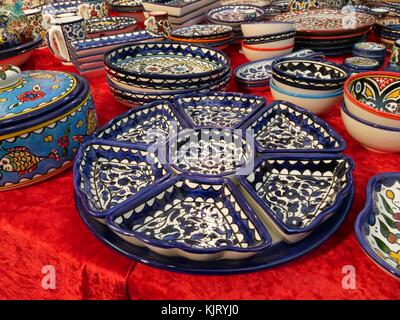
[[242, 101, 345, 153], [355, 173, 400, 278], [207, 5, 265, 23], [74, 92, 354, 263], [172, 24, 233, 38], [349, 74, 400, 115]]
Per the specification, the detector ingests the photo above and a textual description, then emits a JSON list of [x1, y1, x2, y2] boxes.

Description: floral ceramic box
[[0, 66, 97, 190]]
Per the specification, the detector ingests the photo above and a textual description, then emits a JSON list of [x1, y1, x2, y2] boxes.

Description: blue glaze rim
[[173, 92, 267, 130], [237, 153, 355, 235], [241, 100, 346, 154], [354, 172, 400, 278], [73, 138, 174, 219], [270, 79, 343, 98], [0, 33, 42, 60], [105, 174, 273, 255]]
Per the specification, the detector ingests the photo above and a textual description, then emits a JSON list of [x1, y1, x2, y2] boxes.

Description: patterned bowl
[[104, 42, 231, 89], [174, 92, 266, 129], [242, 31, 295, 49], [272, 58, 350, 91], [355, 172, 400, 279], [105, 175, 272, 261], [241, 41, 294, 61], [241, 21, 294, 38], [241, 100, 345, 153], [238, 153, 354, 243], [0, 32, 42, 66], [206, 5, 266, 27], [344, 72, 400, 128]]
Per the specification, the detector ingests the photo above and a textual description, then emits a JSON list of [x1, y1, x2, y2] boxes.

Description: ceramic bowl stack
[[341, 71, 400, 153], [272, 9, 376, 56], [142, 0, 220, 29], [352, 42, 387, 66], [270, 58, 350, 114], [207, 5, 266, 38], [240, 22, 295, 61], [69, 31, 163, 77], [168, 25, 234, 50], [104, 42, 231, 106], [234, 49, 324, 92], [375, 17, 400, 46]]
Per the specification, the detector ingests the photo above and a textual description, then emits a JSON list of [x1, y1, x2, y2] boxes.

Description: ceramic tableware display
[[270, 58, 350, 114], [47, 15, 87, 65], [144, 10, 172, 37], [84, 16, 138, 38], [168, 25, 234, 49], [272, 9, 376, 55], [352, 42, 387, 66], [69, 30, 163, 76], [341, 71, 400, 153], [355, 172, 400, 279], [388, 39, 400, 71], [74, 94, 355, 270], [77, 0, 109, 19], [207, 5, 266, 37], [343, 57, 381, 74], [234, 49, 324, 92], [142, 0, 220, 29], [0, 67, 97, 190], [104, 42, 231, 106]]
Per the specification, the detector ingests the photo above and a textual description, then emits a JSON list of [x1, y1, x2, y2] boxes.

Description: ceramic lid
[[0, 69, 83, 127], [353, 42, 386, 54], [344, 56, 380, 70]]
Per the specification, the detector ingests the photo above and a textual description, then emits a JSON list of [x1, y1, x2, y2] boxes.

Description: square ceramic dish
[[105, 175, 272, 261], [355, 172, 400, 279], [241, 101, 345, 153], [74, 140, 172, 219], [142, 0, 218, 17], [94, 100, 188, 146], [238, 154, 354, 243], [174, 92, 266, 129]]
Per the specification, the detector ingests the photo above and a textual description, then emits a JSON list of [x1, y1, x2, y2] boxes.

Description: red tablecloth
[[0, 46, 399, 300]]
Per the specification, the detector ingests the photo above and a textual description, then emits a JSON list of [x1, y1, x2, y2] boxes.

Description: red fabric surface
[[0, 45, 399, 300]]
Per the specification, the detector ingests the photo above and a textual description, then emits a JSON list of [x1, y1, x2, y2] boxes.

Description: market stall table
[[0, 47, 399, 300]]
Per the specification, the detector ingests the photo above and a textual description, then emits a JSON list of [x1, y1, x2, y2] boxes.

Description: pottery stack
[[375, 17, 400, 47], [352, 42, 387, 66], [104, 42, 231, 107], [341, 71, 400, 153], [240, 22, 295, 61]]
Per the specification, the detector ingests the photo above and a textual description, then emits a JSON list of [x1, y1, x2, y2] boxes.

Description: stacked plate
[[207, 5, 266, 37], [375, 17, 400, 47], [104, 42, 231, 106], [168, 24, 234, 49], [272, 9, 376, 56], [69, 31, 163, 76], [142, 0, 220, 29]]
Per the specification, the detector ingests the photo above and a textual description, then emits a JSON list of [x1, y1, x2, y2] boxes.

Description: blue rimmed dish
[[105, 174, 272, 261], [73, 139, 172, 220], [84, 16, 138, 38], [355, 172, 400, 279], [94, 100, 188, 146], [238, 153, 354, 243], [207, 5, 265, 26], [241, 100, 345, 153], [174, 92, 266, 129], [0, 33, 42, 66]]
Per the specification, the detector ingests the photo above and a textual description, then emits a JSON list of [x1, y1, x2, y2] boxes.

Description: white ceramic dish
[[241, 22, 294, 38], [273, 77, 344, 95], [270, 79, 343, 115], [341, 103, 400, 153]]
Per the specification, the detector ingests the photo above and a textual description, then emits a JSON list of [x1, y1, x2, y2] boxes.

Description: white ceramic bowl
[[341, 103, 400, 153], [241, 41, 294, 61], [241, 22, 294, 37], [243, 37, 294, 49], [270, 79, 343, 115], [344, 71, 400, 128], [272, 76, 344, 95]]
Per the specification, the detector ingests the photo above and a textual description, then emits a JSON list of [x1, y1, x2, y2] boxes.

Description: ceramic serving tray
[[355, 172, 400, 279], [84, 17, 138, 38], [77, 184, 354, 274], [142, 0, 218, 17]]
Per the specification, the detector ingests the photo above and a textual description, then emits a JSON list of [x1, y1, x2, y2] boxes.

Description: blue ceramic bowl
[[241, 100, 346, 154], [355, 173, 400, 279], [0, 33, 42, 60], [105, 174, 272, 261], [74, 139, 173, 219], [243, 31, 295, 44], [174, 92, 266, 129]]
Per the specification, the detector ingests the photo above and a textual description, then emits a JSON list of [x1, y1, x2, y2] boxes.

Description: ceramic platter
[[74, 94, 355, 274], [84, 16, 138, 37]]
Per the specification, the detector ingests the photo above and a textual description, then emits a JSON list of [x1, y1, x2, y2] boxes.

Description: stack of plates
[[69, 31, 163, 76], [169, 24, 234, 49], [272, 9, 376, 56], [142, 0, 220, 29], [104, 42, 231, 107], [207, 5, 266, 37], [375, 17, 400, 47]]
